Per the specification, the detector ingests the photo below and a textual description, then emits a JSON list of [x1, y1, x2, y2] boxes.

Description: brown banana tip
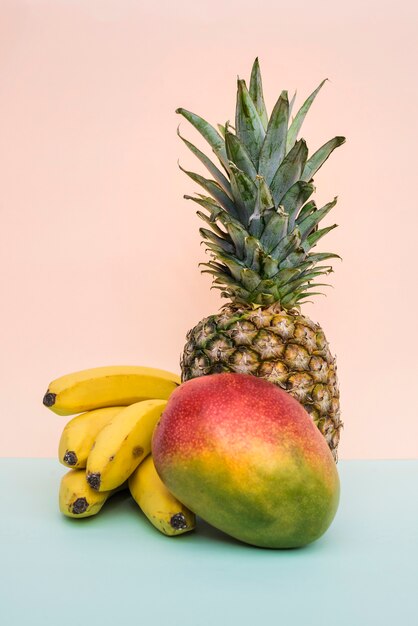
[[71, 498, 88, 515], [43, 391, 56, 407], [63, 451, 78, 466], [170, 512, 188, 530], [86, 472, 101, 491]]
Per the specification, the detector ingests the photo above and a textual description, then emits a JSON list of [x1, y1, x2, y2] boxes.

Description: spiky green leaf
[[256, 175, 275, 210], [240, 268, 262, 292], [212, 275, 251, 301], [307, 251, 341, 263], [305, 224, 338, 250], [184, 194, 224, 220], [213, 253, 245, 281], [176, 108, 228, 169], [298, 197, 338, 240], [202, 241, 231, 258], [280, 292, 301, 308], [257, 292, 276, 305], [261, 254, 279, 278], [248, 176, 275, 238], [177, 127, 232, 196], [224, 222, 247, 260], [249, 58, 268, 131], [228, 163, 258, 224], [254, 281, 281, 302], [287, 79, 328, 152], [281, 282, 330, 307], [196, 210, 228, 237], [199, 228, 235, 254], [260, 211, 289, 253], [179, 165, 238, 218], [212, 200, 253, 235], [199, 260, 228, 273], [301, 136, 346, 182], [289, 90, 297, 117], [296, 200, 317, 224], [281, 269, 332, 297], [258, 91, 289, 185], [270, 228, 302, 263], [280, 181, 315, 229], [217, 124, 226, 138], [278, 249, 307, 269], [293, 291, 326, 303], [235, 79, 266, 168], [212, 272, 244, 288], [243, 236, 262, 272], [270, 139, 309, 206], [275, 267, 301, 284], [200, 267, 226, 278], [225, 131, 257, 180]]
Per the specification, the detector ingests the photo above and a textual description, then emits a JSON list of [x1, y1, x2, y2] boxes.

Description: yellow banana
[[58, 406, 125, 468], [43, 365, 180, 416], [86, 399, 167, 491], [129, 455, 196, 536], [59, 469, 127, 518]]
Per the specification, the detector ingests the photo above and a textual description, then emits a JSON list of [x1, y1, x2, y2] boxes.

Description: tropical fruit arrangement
[[43, 58, 345, 548]]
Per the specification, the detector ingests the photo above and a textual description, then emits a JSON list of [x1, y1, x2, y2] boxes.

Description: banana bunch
[[44, 365, 196, 536]]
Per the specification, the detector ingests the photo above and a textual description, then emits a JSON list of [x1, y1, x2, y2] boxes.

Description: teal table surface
[[0, 459, 417, 626]]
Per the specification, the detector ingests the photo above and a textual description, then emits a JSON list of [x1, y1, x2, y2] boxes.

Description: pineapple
[[177, 59, 345, 461]]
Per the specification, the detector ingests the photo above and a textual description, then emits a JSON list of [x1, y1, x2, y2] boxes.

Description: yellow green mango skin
[[152, 373, 340, 549]]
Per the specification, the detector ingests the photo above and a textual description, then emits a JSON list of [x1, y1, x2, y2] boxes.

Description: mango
[[152, 373, 340, 548]]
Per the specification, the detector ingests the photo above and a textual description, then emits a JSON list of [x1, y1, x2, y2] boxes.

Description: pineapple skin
[[181, 303, 342, 461]]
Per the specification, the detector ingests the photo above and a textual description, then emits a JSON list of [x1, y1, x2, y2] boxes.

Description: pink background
[[1, 1, 417, 459]]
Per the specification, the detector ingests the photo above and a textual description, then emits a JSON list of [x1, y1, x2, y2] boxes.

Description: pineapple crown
[[176, 58, 345, 309]]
